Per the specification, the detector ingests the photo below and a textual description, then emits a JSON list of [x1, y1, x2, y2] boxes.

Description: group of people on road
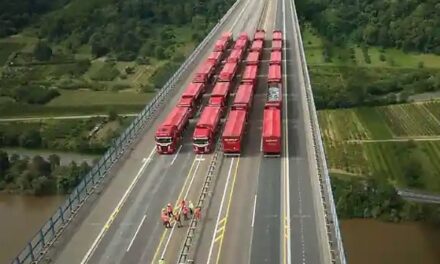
[[160, 200, 202, 228]]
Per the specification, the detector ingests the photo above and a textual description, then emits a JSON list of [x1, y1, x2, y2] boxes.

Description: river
[[0, 194, 65, 263], [341, 219, 440, 264]]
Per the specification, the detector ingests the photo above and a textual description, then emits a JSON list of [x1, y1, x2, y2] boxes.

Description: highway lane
[[284, 0, 324, 262], [49, 0, 256, 263]]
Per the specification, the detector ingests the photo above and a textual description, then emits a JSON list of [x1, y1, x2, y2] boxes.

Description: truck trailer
[[262, 107, 281, 156], [246, 51, 261, 65], [193, 105, 222, 154], [241, 65, 259, 86], [250, 40, 264, 54], [177, 82, 205, 118], [227, 48, 244, 63], [218, 62, 238, 82], [271, 39, 282, 51], [254, 29, 266, 41], [269, 50, 282, 65], [272, 30, 283, 41], [208, 82, 231, 115], [193, 60, 216, 84], [207, 51, 223, 65], [266, 64, 282, 109], [155, 106, 190, 154], [232, 83, 254, 114], [222, 109, 247, 155]]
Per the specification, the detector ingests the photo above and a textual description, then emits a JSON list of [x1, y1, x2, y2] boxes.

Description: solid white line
[[126, 214, 147, 252], [251, 195, 257, 227], [282, 0, 292, 262], [80, 147, 155, 264], [160, 158, 202, 259], [206, 158, 235, 264], [170, 145, 183, 165]]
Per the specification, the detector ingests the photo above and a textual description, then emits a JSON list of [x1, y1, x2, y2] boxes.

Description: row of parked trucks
[[155, 29, 283, 156], [262, 31, 283, 156]]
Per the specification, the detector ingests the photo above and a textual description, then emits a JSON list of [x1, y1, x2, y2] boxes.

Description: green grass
[[48, 89, 154, 106], [355, 108, 393, 139], [0, 42, 25, 64]]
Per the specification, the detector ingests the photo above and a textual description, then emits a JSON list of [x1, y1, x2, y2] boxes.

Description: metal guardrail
[[10, 2, 239, 264], [290, 1, 347, 263]]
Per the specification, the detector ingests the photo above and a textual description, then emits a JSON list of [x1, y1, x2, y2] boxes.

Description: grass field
[[48, 90, 154, 106], [0, 42, 25, 65], [302, 25, 440, 69], [319, 101, 440, 192]]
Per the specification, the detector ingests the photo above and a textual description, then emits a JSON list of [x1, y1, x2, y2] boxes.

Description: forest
[[297, 0, 440, 53]]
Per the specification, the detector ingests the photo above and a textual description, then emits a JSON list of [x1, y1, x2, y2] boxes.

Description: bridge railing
[[11, 2, 240, 263], [290, 1, 347, 263]]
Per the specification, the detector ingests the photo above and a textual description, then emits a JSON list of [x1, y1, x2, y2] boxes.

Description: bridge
[[12, 0, 346, 263]]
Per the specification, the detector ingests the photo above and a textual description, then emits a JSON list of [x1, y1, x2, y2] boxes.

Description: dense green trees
[[0, 150, 91, 195], [298, 0, 440, 53]]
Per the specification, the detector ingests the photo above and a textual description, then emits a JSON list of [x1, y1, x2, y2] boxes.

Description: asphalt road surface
[[49, 0, 329, 263]]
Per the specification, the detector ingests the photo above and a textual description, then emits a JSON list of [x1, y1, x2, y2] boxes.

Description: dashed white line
[[251, 195, 257, 227], [126, 214, 147, 252]]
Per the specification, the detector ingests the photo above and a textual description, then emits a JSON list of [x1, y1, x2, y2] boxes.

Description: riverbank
[[341, 219, 440, 264], [0, 147, 99, 165]]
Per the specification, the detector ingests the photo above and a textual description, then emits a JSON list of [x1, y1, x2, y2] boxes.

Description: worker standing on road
[[166, 203, 174, 217], [173, 208, 183, 228], [180, 199, 186, 210], [182, 204, 190, 220], [161, 211, 171, 228], [194, 206, 202, 220], [188, 201, 195, 215]]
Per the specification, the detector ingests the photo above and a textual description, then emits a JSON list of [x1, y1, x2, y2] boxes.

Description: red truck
[[155, 106, 190, 154], [273, 30, 283, 41], [254, 29, 266, 41], [222, 109, 247, 155], [266, 64, 282, 109], [238, 32, 249, 41], [246, 51, 260, 65], [218, 62, 238, 82], [262, 107, 281, 156], [241, 65, 259, 86], [193, 60, 216, 83], [227, 48, 244, 63], [177, 82, 206, 118], [208, 51, 222, 65], [232, 83, 254, 113], [214, 32, 233, 52], [193, 105, 222, 154], [208, 82, 231, 115], [272, 39, 282, 51], [233, 38, 249, 51], [221, 32, 233, 42], [270, 50, 282, 65], [250, 40, 264, 53]]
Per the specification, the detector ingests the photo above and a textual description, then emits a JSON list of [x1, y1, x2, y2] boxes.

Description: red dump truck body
[[273, 30, 283, 41], [254, 29, 266, 41], [232, 84, 254, 113], [233, 38, 249, 51], [214, 38, 229, 52], [208, 82, 230, 115], [238, 32, 249, 41], [241, 65, 259, 86], [156, 106, 190, 154], [193, 105, 222, 154], [221, 32, 233, 41], [250, 40, 264, 53], [222, 109, 247, 155], [266, 64, 282, 109], [208, 51, 222, 65], [193, 60, 216, 83], [270, 51, 282, 65], [272, 40, 282, 51], [227, 48, 244, 63], [246, 51, 260, 65], [218, 62, 238, 82], [262, 107, 281, 156], [178, 82, 205, 118]]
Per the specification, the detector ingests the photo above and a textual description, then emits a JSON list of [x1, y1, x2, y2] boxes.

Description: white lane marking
[[170, 145, 183, 165], [251, 195, 257, 228], [260, 137, 263, 152], [206, 158, 235, 264], [288, 0, 307, 262], [126, 214, 147, 252], [80, 147, 155, 264], [282, 0, 292, 262], [230, 0, 252, 31], [159, 158, 203, 259]]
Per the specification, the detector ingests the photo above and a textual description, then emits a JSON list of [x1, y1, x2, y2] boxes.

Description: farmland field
[[319, 101, 440, 192], [0, 42, 24, 65]]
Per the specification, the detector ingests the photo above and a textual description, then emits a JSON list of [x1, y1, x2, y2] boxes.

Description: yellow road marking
[[215, 158, 240, 264], [151, 156, 199, 262]]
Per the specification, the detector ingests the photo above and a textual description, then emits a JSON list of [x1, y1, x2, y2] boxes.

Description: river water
[[0, 194, 65, 263], [341, 219, 440, 264]]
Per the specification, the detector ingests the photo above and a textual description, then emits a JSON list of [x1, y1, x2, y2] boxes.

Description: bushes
[[10, 85, 60, 104], [89, 62, 120, 81]]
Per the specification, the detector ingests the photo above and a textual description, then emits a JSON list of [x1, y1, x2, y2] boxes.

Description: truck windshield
[[193, 138, 208, 146], [156, 137, 172, 144]]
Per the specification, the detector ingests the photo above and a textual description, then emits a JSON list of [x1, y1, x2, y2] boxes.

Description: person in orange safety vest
[[166, 203, 174, 217]]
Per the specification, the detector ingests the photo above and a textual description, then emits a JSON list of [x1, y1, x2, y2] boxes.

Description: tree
[[19, 130, 42, 148], [0, 151, 10, 180], [48, 154, 60, 171], [33, 41, 53, 61]]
